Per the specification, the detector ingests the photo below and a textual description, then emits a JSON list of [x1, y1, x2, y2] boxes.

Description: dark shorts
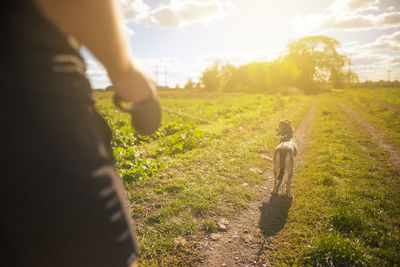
[[2, 71, 139, 267]]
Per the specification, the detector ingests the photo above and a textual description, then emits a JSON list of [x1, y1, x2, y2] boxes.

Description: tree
[[286, 36, 347, 92], [346, 71, 359, 87], [200, 61, 221, 91], [220, 63, 237, 91], [184, 78, 196, 89], [248, 62, 268, 93], [265, 58, 300, 92]]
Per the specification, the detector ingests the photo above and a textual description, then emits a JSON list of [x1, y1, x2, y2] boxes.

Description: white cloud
[[294, 12, 400, 32], [391, 56, 400, 63], [122, 0, 232, 28], [328, 0, 379, 14], [351, 54, 388, 65], [365, 31, 400, 51], [122, 0, 151, 21], [292, 0, 400, 32], [336, 34, 400, 81], [320, 14, 375, 30]]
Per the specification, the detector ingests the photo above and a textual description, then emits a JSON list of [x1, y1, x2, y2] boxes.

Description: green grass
[[263, 95, 400, 266], [94, 90, 312, 266], [94, 89, 400, 266]]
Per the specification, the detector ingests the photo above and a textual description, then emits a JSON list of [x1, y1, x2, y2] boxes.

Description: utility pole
[[388, 70, 391, 82]]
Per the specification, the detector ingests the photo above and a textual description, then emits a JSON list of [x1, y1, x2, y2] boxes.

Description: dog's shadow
[[258, 193, 292, 237]]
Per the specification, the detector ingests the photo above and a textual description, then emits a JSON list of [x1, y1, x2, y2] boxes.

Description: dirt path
[[197, 100, 317, 267], [338, 102, 400, 168]]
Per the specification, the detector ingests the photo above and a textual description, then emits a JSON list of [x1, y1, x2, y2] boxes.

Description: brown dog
[[272, 120, 297, 197]]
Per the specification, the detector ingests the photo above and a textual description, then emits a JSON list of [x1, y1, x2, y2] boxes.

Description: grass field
[[94, 88, 400, 266]]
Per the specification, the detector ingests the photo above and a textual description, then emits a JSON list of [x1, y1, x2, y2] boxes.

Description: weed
[[202, 220, 219, 233]]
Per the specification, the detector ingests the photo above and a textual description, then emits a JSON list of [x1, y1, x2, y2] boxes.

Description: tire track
[[338, 102, 400, 168]]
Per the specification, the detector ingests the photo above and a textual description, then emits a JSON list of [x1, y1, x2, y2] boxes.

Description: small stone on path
[[210, 233, 222, 241], [217, 222, 227, 231], [260, 155, 273, 161], [249, 167, 263, 174]]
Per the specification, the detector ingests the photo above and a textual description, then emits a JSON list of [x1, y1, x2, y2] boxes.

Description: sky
[[83, 0, 400, 89]]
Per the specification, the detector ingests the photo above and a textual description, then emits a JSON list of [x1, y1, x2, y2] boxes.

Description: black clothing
[[2, 1, 139, 266]]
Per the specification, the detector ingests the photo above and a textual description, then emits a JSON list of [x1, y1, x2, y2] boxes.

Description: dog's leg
[[274, 151, 286, 194], [275, 150, 287, 193], [272, 151, 280, 194], [285, 151, 294, 198], [276, 167, 285, 193]]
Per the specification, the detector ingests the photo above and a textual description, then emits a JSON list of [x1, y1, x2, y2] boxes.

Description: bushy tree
[[184, 78, 196, 89], [198, 35, 353, 94], [285, 36, 347, 92], [200, 62, 221, 91]]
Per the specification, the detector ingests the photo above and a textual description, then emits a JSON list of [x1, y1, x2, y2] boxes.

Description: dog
[[272, 120, 297, 197]]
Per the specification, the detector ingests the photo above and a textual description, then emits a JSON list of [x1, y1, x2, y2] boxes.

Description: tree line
[[185, 36, 360, 94]]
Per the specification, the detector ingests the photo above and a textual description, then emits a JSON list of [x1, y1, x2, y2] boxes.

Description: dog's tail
[[277, 149, 288, 180]]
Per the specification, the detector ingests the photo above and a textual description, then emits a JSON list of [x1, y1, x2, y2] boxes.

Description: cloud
[[365, 31, 400, 51], [337, 35, 400, 81], [351, 54, 388, 65], [328, 0, 379, 14], [292, 0, 400, 32], [391, 56, 400, 63], [122, 0, 231, 28], [346, 0, 379, 12], [122, 0, 151, 21], [294, 12, 400, 32], [320, 14, 375, 30]]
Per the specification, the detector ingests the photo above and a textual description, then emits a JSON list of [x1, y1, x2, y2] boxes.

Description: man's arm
[[34, 0, 155, 103]]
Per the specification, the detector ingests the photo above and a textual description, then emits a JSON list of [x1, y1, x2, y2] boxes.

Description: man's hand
[[34, 0, 156, 104]]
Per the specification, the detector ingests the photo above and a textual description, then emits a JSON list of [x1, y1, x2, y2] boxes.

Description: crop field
[[94, 89, 400, 266]]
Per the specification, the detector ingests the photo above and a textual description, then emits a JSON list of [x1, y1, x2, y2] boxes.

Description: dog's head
[[276, 120, 293, 137]]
